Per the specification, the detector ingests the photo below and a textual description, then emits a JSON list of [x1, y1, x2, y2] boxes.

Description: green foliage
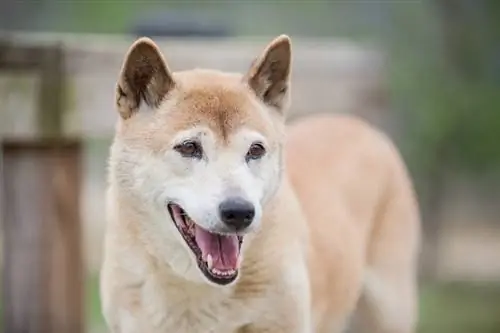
[[387, 0, 500, 180], [445, 83, 500, 172]]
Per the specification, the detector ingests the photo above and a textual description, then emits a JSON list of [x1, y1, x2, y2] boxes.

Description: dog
[[100, 34, 421, 333]]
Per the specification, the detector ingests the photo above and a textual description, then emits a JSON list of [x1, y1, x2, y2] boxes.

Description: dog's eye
[[246, 143, 266, 161], [174, 140, 203, 159]]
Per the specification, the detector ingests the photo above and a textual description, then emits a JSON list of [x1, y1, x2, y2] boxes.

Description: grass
[[418, 281, 500, 333], [85, 275, 500, 333]]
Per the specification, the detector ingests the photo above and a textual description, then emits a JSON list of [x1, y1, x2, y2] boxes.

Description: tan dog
[[100, 35, 421, 333]]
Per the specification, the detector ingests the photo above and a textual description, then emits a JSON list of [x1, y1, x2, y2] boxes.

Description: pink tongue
[[194, 225, 240, 271]]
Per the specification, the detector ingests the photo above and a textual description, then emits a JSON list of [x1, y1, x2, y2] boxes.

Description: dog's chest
[[159, 302, 244, 333], [144, 280, 256, 333]]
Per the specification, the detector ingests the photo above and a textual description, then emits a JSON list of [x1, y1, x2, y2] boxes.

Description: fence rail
[[0, 32, 387, 139]]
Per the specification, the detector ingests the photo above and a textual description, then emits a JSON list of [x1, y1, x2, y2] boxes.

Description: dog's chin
[[167, 202, 243, 286]]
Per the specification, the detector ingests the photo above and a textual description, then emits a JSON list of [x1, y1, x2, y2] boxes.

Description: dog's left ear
[[244, 35, 292, 114]]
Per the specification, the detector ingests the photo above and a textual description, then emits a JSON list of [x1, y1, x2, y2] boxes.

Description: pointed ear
[[116, 37, 175, 119], [244, 35, 292, 113]]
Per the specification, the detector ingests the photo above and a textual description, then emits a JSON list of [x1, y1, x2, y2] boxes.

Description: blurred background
[[0, 1, 499, 333]]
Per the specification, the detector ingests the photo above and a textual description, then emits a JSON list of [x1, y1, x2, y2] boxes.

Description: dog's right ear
[[116, 37, 175, 119]]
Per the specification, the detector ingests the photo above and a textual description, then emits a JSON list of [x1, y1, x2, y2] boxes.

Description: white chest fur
[[130, 273, 260, 333]]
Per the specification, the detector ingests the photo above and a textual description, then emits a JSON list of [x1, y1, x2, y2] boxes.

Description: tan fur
[[100, 35, 420, 333]]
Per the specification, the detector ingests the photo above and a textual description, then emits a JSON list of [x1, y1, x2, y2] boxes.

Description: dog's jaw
[[167, 202, 244, 286]]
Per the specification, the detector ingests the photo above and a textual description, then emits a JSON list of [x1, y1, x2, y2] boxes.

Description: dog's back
[[285, 114, 421, 333]]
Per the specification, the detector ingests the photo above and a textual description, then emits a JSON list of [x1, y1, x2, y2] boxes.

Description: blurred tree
[[433, 0, 500, 172], [389, 0, 500, 278]]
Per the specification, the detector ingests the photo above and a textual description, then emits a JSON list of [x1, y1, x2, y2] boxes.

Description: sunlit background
[[1, 1, 499, 333]]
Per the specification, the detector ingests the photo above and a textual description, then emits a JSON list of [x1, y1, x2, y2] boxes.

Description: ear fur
[[116, 37, 175, 119], [244, 35, 292, 113]]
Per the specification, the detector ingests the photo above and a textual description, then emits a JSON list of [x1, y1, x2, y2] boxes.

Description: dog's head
[[110, 35, 292, 286]]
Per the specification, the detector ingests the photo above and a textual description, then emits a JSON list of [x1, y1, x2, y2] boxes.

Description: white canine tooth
[[207, 254, 213, 270], [236, 255, 242, 268]]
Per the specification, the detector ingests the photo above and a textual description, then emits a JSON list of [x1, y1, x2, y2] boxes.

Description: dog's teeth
[[236, 255, 242, 268], [210, 267, 236, 277], [207, 254, 213, 270]]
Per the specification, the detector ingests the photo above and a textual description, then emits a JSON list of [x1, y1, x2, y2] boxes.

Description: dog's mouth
[[167, 203, 243, 285]]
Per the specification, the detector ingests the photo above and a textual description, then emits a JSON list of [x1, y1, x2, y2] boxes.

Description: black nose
[[219, 197, 255, 231]]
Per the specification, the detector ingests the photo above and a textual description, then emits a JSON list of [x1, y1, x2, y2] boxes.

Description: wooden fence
[[0, 32, 387, 140], [0, 39, 84, 333]]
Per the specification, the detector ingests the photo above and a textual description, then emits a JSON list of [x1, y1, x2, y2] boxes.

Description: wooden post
[[1, 140, 84, 333], [0, 42, 84, 333], [0, 41, 66, 139]]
